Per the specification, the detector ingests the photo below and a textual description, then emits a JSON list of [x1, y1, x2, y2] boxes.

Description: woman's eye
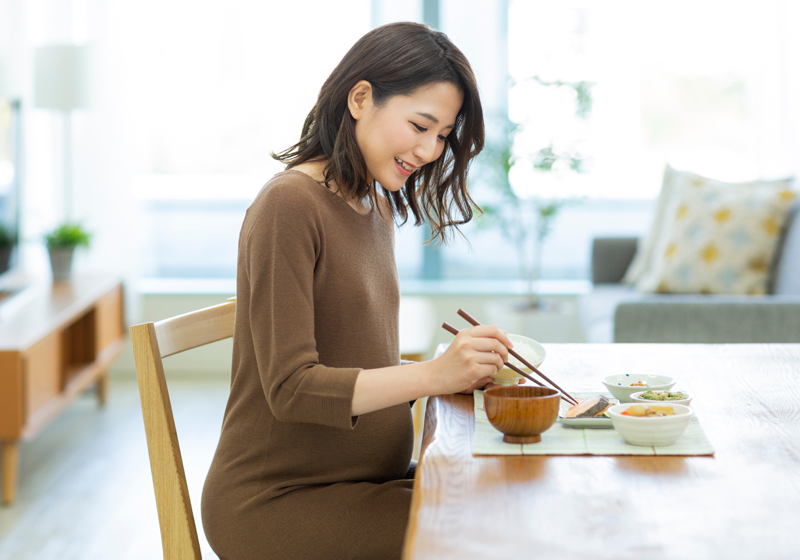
[[438, 135, 448, 142], [411, 122, 427, 132]]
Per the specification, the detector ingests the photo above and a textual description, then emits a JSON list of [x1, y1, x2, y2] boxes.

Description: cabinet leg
[[1, 439, 19, 505], [97, 370, 108, 406]]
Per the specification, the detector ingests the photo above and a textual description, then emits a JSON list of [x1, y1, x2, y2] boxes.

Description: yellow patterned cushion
[[636, 179, 796, 294]]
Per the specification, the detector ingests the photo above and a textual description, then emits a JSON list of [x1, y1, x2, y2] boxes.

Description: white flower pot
[[49, 247, 75, 282]]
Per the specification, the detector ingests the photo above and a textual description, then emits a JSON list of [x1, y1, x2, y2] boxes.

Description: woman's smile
[[394, 157, 416, 177]]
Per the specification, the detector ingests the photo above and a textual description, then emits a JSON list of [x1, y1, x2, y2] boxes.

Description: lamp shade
[[34, 44, 89, 110]]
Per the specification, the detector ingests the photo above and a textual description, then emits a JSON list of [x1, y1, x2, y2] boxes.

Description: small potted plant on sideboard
[[44, 222, 91, 281]]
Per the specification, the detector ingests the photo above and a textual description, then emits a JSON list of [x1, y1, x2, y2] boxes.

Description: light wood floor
[[0, 380, 229, 560]]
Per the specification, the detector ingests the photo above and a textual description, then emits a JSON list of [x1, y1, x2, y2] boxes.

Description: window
[[123, 0, 799, 283], [432, 0, 799, 282]]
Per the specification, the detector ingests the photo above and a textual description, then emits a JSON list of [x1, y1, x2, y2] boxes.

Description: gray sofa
[[579, 203, 800, 343]]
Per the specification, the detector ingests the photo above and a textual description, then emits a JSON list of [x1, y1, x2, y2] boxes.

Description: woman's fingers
[[440, 325, 518, 394], [462, 336, 510, 363], [459, 376, 495, 394], [464, 325, 514, 349], [453, 326, 512, 369]]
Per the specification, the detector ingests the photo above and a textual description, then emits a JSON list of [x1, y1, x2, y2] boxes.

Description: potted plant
[[0, 224, 15, 275], [475, 79, 593, 339], [44, 222, 91, 281], [477, 77, 594, 310]]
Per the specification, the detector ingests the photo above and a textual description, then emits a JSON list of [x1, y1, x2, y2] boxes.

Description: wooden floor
[[0, 380, 229, 560]]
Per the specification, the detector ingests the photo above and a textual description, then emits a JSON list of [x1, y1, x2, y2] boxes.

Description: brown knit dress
[[201, 170, 415, 560]]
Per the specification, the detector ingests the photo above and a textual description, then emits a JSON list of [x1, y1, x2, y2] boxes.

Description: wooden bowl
[[484, 386, 561, 444]]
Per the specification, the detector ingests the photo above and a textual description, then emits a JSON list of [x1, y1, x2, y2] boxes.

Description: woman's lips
[[394, 157, 415, 177]]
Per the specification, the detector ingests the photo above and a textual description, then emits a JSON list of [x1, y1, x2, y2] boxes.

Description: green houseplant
[[44, 222, 91, 281], [0, 224, 15, 275], [477, 77, 594, 311]]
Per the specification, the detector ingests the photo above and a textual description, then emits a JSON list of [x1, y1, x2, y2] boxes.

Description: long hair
[[272, 22, 485, 245]]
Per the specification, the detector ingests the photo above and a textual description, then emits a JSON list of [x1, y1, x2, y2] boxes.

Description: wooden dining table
[[402, 343, 800, 560]]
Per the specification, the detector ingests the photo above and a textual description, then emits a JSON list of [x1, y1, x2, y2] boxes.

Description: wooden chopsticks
[[440, 309, 579, 406]]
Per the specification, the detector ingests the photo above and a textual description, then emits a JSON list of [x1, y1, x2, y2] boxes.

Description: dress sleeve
[[244, 186, 361, 430]]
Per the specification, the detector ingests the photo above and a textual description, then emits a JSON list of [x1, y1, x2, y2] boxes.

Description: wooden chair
[[130, 298, 236, 560]]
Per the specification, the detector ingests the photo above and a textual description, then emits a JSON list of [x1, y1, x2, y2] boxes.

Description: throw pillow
[[622, 165, 685, 285], [635, 180, 797, 294]]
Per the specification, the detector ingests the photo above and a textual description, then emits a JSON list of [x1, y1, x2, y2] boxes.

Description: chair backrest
[[130, 299, 236, 560]]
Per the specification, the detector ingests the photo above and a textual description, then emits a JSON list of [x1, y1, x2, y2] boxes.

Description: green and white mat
[[473, 391, 715, 457]]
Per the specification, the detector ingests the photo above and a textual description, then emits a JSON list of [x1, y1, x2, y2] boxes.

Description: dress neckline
[[283, 169, 375, 218]]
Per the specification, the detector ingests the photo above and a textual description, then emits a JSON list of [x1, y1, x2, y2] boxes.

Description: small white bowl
[[492, 334, 546, 386], [630, 390, 692, 407], [608, 403, 692, 447], [602, 374, 675, 403]]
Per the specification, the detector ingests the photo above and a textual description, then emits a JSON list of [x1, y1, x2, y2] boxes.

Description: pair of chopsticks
[[441, 308, 579, 406]]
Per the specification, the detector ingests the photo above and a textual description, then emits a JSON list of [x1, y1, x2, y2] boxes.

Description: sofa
[[579, 202, 800, 343]]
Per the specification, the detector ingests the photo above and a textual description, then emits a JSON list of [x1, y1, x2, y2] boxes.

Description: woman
[[202, 22, 514, 560]]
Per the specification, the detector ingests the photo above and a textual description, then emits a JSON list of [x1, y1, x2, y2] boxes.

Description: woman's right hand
[[429, 325, 514, 395]]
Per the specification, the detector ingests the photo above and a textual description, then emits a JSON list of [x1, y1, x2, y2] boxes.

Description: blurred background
[[1, 0, 796, 277], [2, 1, 800, 558], [0, 0, 798, 354]]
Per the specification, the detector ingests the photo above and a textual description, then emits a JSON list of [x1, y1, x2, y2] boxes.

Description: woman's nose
[[413, 134, 439, 165]]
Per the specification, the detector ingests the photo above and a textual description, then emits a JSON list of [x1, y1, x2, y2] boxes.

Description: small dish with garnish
[[630, 389, 692, 407], [601, 374, 675, 403]]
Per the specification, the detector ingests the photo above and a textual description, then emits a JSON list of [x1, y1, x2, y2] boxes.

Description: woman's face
[[349, 81, 464, 192]]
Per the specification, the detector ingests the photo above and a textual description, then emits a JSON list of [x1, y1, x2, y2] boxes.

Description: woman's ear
[[347, 80, 374, 121]]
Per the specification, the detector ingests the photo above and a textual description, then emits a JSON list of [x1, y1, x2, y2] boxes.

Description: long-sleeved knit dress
[[201, 170, 415, 560]]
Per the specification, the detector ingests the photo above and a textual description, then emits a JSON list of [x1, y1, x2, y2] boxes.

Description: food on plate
[[638, 390, 687, 401], [629, 381, 648, 387], [621, 405, 675, 417], [565, 395, 613, 418]]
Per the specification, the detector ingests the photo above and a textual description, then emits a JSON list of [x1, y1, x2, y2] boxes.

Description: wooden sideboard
[[0, 275, 125, 505]]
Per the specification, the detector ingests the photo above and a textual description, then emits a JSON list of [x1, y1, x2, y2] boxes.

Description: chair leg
[[1, 439, 19, 505]]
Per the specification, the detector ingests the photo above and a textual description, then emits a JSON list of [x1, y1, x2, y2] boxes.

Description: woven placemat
[[473, 391, 714, 456]]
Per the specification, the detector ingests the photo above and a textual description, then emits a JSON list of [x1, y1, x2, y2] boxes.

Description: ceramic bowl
[[484, 385, 560, 444], [630, 390, 692, 407], [601, 374, 675, 403], [608, 403, 692, 447], [491, 334, 546, 386]]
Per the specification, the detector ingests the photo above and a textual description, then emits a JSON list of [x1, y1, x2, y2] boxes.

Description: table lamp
[[34, 44, 89, 220]]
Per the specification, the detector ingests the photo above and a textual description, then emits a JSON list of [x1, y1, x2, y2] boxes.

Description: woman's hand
[[429, 325, 515, 396], [457, 377, 525, 394]]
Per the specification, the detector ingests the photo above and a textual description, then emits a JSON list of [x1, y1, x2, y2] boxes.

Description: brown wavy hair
[[272, 22, 485, 245]]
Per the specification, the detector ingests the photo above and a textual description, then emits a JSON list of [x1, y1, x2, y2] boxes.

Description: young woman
[[202, 22, 514, 560]]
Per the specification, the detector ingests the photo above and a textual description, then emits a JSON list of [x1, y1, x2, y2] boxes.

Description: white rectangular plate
[[558, 396, 619, 429]]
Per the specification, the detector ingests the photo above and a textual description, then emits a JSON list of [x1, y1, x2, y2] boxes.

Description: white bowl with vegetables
[[608, 403, 692, 447], [601, 374, 675, 403], [630, 390, 692, 407]]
